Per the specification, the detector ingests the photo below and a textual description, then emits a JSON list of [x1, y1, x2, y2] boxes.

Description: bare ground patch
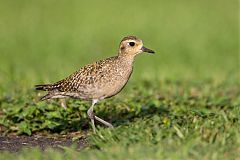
[[0, 134, 88, 152]]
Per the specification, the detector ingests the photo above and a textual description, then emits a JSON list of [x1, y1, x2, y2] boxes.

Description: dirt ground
[[0, 135, 88, 152]]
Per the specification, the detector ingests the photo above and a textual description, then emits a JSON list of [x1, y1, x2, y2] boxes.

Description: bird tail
[[35, 83, 63, 101], [35, 84, 60, 91], [35, 84, 50, 91], [35, 84, 54, 101], [39, 93, 53, 101]]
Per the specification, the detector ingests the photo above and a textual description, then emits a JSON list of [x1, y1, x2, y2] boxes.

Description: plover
[[35, 36, 155, 133]]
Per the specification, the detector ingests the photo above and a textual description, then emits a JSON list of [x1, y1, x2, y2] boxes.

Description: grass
[[0, 0, 239, 159]]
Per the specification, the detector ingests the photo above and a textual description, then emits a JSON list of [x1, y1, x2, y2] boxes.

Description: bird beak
[[141, 46, 155, 54]]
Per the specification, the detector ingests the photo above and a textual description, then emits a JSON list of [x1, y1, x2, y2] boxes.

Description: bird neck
[[117, 54, 135, 66]]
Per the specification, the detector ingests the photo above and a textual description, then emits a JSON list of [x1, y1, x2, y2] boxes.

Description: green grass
[[0, 0, 239, 159]]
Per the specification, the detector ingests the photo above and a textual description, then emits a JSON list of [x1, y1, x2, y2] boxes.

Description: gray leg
[[87, 99, 114, 133], [87, 99, 98, 133], [94, 116, 114, 128]]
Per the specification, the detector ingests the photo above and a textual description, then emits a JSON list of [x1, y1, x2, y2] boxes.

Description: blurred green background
[[0, 0, 238, 94], [0, 0, 239, 159]]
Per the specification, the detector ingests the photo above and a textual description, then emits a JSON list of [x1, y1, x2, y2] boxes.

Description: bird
[[35, 36, 155, 133]]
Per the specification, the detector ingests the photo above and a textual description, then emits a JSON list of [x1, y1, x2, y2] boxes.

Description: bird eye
[[129, 42, 135, 47]]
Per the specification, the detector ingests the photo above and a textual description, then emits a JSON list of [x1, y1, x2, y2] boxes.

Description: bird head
[[118, 36, 155, 57]]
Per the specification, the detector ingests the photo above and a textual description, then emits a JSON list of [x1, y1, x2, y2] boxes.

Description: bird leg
[[87, 101, 96, 133], [87, 99, 114, 133], [94, 116, 114, 128]]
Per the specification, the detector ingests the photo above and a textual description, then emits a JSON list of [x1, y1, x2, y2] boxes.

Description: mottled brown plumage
[[35, 36, 155, 133]]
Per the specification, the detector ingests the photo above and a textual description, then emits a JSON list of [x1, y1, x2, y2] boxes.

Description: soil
[[0, 135, 88, 152]]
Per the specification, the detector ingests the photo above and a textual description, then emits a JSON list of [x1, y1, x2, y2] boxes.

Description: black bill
[[141, 46, 155, 54]]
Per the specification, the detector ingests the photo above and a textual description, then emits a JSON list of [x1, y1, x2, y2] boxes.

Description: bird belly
[[96, 69, 133, 99]]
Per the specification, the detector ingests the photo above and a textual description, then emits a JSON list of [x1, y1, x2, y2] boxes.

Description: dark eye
[[129, 42, 135, 46]]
